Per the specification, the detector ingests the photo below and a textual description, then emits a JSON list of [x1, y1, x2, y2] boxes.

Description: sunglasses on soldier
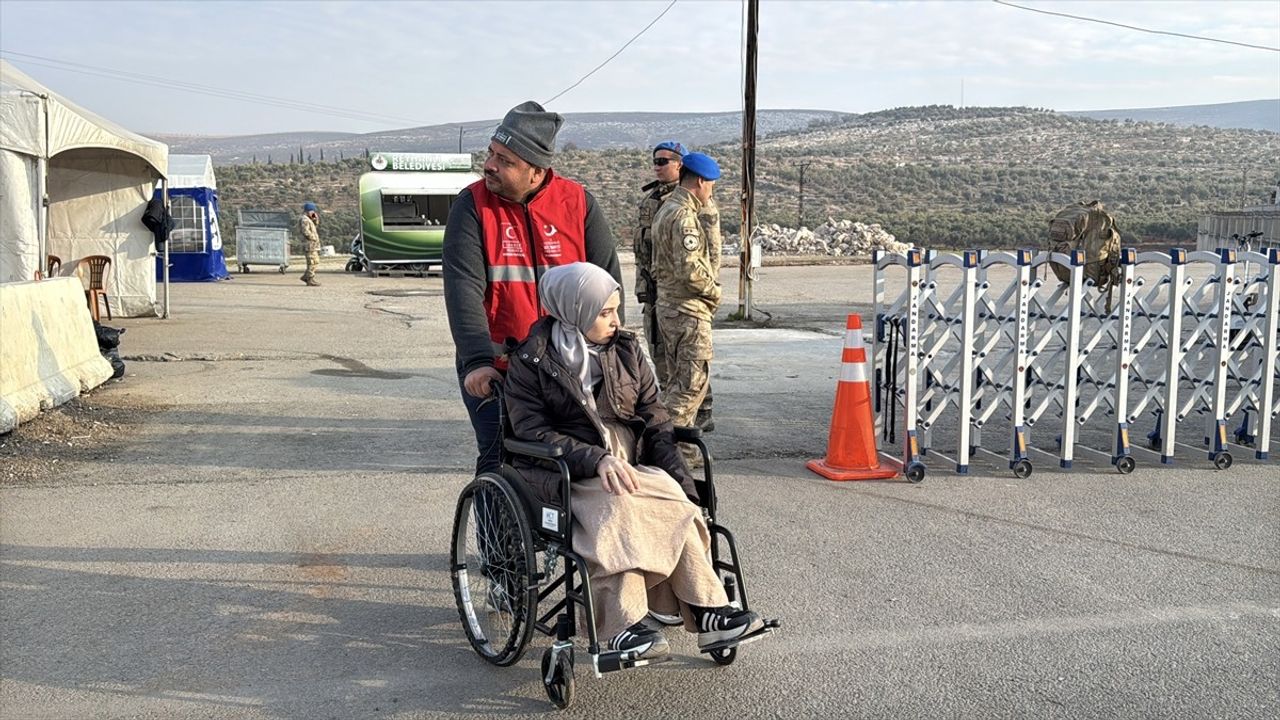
[[652, 157, 680, 166]]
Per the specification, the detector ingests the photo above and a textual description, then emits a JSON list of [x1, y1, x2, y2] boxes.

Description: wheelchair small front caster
[[1115, 456, 1136, 475], [904, 463, 926, 484], [1211, 452, 1233, 471], [1011, 459, 1033, 479], [541, 647, 574, 709], [710, 646, 737, 666]]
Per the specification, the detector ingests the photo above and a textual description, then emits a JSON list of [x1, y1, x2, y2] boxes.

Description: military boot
[[695, 408, 715, 432]]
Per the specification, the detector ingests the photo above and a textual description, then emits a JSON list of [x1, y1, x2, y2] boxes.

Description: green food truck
[[354, 152, 480, 273]]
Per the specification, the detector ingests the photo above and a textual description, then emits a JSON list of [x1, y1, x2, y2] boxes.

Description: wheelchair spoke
[[451, 473, 538, 666]]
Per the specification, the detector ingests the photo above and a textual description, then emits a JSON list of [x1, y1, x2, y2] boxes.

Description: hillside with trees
[[214, 106, 1280, 255]]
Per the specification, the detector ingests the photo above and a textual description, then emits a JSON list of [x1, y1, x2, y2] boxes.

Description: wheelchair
[[448, 389, 779, 709]]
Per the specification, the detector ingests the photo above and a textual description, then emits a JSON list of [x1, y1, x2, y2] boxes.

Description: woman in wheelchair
[[503, 262, 765, 661]]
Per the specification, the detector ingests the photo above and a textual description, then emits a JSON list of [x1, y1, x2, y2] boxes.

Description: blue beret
[[653, 140, 686, 157], [303, 202, 318, 212], [681, 152, 720, 181]]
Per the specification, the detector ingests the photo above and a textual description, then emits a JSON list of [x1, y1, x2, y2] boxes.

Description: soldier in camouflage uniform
[[652, 152, 722, 461], [635, 141, 683, 385], [636, 141, 717, 430], [300, 201, 321, 287]]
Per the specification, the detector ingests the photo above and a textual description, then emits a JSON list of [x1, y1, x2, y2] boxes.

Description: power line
[[1, 50, 438, 126], [993, 0, 1280, 52], [543, 0, 679, 106]]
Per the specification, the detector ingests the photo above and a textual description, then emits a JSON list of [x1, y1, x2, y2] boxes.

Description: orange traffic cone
[[807, 314, 899, 481]]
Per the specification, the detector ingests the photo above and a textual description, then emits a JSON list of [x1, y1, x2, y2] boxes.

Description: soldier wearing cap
[[651, 152, 723, 461], [636, 142, 717, 431], [634, 140, 683, 385], [300, 201, 321, 286]]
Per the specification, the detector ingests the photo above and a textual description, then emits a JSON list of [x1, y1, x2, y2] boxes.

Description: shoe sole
[[616, 636, 670, 661], [647, 612, 683, 626], [697, 617, 765, 649]]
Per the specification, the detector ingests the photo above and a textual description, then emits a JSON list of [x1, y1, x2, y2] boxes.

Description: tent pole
[[162, 179, 170, 318], [39, 93, 49, 280], [36, 157, 48, 279]]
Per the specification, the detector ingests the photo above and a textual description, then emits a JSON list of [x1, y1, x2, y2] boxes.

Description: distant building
[[1197, 187, 1280, 252]]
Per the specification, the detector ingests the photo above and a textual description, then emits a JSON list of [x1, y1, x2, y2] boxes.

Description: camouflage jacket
[[300, 214, 320, 251], [633, 180, 676, 304], [652, 186, 722, 319], [699, 196, 722, 279]]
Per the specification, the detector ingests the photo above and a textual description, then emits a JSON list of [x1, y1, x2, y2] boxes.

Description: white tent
[[167, 154, 216, 190], [0, 59, 168, 316]]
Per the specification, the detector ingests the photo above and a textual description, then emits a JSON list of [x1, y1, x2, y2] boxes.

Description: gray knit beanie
[[492, 101, 563, 169]]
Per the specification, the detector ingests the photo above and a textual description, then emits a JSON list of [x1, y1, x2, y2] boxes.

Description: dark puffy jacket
[[503, 316, 695, 506]]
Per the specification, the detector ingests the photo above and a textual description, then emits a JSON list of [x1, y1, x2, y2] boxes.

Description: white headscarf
[[538, 263, 621, 400]]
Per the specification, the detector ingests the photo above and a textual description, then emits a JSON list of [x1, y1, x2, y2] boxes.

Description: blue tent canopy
[[155, 154, 228, 282]]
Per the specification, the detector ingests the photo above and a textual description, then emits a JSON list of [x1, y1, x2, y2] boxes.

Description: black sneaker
[[609, 622, 670, 660], [695, 606, 763, 649]]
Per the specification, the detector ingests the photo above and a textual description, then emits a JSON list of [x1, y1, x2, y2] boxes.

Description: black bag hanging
[[141, 196, 174, 246]]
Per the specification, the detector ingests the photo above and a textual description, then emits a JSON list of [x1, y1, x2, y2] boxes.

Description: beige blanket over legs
[[571, 465, 729, 639]]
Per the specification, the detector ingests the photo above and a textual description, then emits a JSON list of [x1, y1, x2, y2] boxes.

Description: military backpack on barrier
[[1048, 200, 1122, 308]]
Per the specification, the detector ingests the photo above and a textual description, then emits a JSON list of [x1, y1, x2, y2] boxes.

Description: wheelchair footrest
[[593, 649, 671, 676], [697, 618, 780, 654]]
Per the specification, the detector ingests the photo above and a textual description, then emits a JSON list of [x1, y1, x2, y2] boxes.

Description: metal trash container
[[235, 209, 292, 274]]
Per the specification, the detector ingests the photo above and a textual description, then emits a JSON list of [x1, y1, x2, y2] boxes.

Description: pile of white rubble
[[725, 218, 912, 256]]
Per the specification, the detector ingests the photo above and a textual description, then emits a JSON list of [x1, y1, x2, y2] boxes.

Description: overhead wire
[[5, 0, 686, 134], [992, 0, 1280, 52], [0, 50, 441, 127], [542, 0, 679, 106]]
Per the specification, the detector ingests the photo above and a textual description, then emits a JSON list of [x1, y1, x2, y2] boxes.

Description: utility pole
[[459, 126, 464, 153], [738, 0, 759, 320], [797, 161, 812, 229], [1241, 167, 1248, 208]]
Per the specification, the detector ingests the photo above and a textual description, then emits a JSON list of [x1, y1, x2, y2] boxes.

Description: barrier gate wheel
[[904, 463, 926, 483], [1212, 452, 1233, 471], [1115, 456, 1136, 475], [1011, 459, 1033, 479]]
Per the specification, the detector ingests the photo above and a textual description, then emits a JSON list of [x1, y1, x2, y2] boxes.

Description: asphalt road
[[2, 258, 1277, 719]]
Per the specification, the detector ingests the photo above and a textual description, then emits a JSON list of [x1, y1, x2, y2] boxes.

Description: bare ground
[[0, 388, 159, 486]]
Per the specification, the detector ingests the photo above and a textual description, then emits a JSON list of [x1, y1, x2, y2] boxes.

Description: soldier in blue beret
[[650, 151, 724, 467]]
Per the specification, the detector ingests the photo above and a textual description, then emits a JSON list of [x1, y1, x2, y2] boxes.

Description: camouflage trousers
[[658, 308, 712, 430], [302, 249, 320, 281], [650, 304, 711, 419], [642, 303, 670, 388]]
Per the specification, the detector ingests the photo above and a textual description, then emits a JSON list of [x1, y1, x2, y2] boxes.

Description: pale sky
[[1, 0, 1276, 136]]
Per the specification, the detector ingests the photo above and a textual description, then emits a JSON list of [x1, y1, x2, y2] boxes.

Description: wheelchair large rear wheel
[[450, 473, 538, 666]]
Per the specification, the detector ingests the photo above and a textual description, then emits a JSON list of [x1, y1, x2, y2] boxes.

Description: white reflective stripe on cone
[[844, 329, 864, 349], [840, 362, 868, 383]]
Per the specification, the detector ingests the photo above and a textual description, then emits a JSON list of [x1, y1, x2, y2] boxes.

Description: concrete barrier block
[[0, 277, 114, 433]]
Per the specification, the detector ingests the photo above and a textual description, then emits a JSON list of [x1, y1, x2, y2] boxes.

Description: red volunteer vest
[[471, 171, 588, 367]]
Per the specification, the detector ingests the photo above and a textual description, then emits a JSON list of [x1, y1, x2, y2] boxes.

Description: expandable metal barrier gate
[[872, 247, 1280, 481]]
